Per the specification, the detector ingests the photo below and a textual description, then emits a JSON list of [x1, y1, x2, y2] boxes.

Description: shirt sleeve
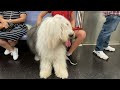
[[19, 11, 27, 15], [102, 11, 110, 16], [0, 11, 3, 16]]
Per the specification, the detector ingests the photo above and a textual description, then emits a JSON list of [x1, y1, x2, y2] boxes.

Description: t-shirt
[[0, 11, 27, 19], [49, 11, 73, 21], [0, 11, 27, 29], [49, 11, 81, 30]]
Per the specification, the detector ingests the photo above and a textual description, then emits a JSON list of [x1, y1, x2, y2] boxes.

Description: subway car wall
[[82, 11, 120, 45], [26, 11, 120, 45]]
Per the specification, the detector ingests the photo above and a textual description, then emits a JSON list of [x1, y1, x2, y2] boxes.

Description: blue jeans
[[95, 15, 120, 51]]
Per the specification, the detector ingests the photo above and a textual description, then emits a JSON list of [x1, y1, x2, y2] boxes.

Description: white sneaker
[[4, 49, 11, 55], [104, 46, 115, 52], [34, 55, 40, 61], [11, 48, 19, 60], [93, 50, 109, 60]]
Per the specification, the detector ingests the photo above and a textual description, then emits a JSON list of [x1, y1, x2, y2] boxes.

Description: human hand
[[1, 19, 9, 29]]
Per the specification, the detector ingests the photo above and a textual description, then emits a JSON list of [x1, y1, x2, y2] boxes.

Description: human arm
[[70, 11, 76, 28], [0, 11, 27, 29], [6, 11, 27, 24], [0, 13, 9, 29], [37, 11, 49, 26]]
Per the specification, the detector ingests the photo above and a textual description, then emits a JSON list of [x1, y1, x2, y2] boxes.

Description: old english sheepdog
[[27, 15, 74, 79]]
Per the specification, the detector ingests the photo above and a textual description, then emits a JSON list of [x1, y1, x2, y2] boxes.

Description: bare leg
[[0, 39, 14, 51], [7, 40, 18, 56], [68, 30, 86, 54], [8, 40, 19, 60], [39, 57, 52, 79], [53, 55, 68, 79], [8, 40, 18, 47]]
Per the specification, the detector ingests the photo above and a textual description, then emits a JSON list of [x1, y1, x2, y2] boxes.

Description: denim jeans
[[95, 15, 120, 51]]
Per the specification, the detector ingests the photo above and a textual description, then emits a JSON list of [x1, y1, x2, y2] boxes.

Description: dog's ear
[[46, 17, 61, 49], [60, 23, 69, 42]]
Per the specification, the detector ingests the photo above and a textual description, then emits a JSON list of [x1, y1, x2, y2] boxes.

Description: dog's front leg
[[53, 56, 68, 79], [40, 58, 52, 79]]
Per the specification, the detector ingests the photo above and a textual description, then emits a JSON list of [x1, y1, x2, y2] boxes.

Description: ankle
[[10, 47, 16, 52], [67, 52, 72, 56]]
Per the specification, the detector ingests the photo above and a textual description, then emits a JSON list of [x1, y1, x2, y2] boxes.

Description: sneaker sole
[[93, 51, 109, 61], [104, 49, 115, 52], [4, 51, 11, 55], [4, 53, 10, 55], [66, 59, 77, 66], [13, 48, 19, 61]]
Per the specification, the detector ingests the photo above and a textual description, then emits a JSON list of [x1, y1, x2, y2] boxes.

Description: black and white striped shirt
[[0, 11, 27, 29], [0, 11, 27, 41], [0, 11, 27, 19]]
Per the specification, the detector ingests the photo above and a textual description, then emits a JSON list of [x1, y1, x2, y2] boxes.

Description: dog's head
[[53, 14, 75, 42], [37, 14, 74, 49]]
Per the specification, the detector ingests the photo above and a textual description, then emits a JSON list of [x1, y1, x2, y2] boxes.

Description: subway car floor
[[0, 41, 120, 79]]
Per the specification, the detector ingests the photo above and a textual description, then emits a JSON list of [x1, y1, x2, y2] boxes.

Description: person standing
[[93, 11, 120, 60]]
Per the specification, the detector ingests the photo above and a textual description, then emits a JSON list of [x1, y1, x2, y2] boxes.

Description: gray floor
[[0, 41, 120, 79]]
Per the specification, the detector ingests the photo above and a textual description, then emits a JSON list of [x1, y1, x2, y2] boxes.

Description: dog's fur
[[27, 15, 74, 79]]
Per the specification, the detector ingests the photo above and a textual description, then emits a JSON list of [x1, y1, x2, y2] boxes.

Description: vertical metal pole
[[77, 11, 84, 29], [76, 11, 85, 46]]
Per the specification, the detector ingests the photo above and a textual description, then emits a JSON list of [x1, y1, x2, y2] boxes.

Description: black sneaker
[[66, 55, 77, 66]]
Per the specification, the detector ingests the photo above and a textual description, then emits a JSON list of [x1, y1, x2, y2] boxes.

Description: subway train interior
[[0, 11, 120, 79]]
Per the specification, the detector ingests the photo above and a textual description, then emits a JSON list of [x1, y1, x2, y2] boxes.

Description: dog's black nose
[[69, 34, 74, 37]]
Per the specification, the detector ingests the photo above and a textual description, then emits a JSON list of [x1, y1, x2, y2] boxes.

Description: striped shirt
[[103, 11, 120, 16], [0, 11, 27, 19], [0, 11, 27, 29], [0, 11, 27, 41]]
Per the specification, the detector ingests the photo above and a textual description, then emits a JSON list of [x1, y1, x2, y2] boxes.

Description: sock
[[67, 52, 72, 56]]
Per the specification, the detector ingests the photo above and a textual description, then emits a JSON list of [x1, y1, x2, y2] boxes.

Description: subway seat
[[20, 11, 41, 40]]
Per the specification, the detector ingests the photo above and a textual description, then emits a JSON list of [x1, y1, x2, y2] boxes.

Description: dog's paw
[[55, 69, 68, 79], [39, 70, 51, 79], [34, 55, 40, 61]]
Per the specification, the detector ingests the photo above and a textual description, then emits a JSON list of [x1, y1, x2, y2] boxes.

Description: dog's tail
[[27, 24, 38, 55]]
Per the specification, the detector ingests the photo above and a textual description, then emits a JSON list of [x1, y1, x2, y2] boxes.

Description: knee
[[8, 40, 18, 44], [8, 40, 14, 43], [77, 30, 86, 39], [0, 39, 6, 46]]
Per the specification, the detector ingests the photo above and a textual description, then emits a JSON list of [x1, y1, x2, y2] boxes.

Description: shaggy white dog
[[27, 15, 74, 79]]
